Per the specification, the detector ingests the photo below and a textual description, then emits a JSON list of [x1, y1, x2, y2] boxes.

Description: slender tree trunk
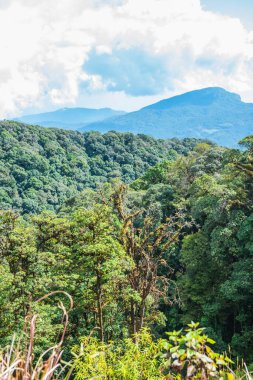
[[130, 299, 137, 342], [96, 270, 104, 342], [139, 298, 145, 332]]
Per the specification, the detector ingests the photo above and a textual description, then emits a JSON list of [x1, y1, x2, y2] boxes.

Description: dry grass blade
[[24, 315, 37, 379], [36, 291, 73, 313], [243, 363, 253, 380], [0, 291, 73, 380]]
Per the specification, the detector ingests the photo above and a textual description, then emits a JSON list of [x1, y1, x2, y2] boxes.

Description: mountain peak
[[14, 87, 253, 147], [81, 87, 252, 147], [143, 87, 242, 111]]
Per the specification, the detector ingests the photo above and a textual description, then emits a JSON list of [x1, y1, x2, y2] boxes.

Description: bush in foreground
[[0, 302, 251, 379]]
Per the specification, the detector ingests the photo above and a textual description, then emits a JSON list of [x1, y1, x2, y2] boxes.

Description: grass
[[0, 291, 73, 380]]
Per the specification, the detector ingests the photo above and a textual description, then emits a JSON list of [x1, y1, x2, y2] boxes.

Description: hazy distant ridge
[[83, 87, 253, 147], [15, 107, 126, 130], [14, 88, 253, 147]]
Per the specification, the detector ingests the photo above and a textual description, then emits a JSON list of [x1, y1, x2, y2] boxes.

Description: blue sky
[[0, 0, 253, 117], [202, 0, 253, 30]]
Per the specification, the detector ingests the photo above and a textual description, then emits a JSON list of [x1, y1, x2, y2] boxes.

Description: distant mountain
[[15, 107, 126, 130], [83, 87, 253, 147]]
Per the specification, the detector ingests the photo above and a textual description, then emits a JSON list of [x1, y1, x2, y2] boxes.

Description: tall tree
[[70, 204, 130, 341], [112, 184, 187, 336]]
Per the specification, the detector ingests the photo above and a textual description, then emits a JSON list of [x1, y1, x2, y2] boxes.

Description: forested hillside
[[0, 121, 253, 378], [0, 121, 204, 213], [131, 137, 253, 360]]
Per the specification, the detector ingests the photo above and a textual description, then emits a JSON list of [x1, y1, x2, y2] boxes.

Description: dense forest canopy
[[0, 120, 253, 378], [0, 120, 206, 214]]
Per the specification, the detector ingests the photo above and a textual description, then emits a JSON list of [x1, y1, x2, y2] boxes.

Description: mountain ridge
[[82, 87, 253, 147], [14, 107, 126, 130], [142, 87, 242, 110], [10, 87, 253, 147]]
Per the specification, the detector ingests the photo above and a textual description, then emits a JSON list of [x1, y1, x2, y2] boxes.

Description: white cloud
[[0, 0, 253, 117]]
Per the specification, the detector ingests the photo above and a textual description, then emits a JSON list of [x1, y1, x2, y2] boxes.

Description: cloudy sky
[[0, 0, 253, 117]]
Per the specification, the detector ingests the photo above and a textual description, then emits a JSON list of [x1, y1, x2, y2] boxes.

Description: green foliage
[[129, 137, 253, 361], [161, 322, 234, 379], [72, 329, 165, 379], [0, 121, 202, 214], [72, 325, 236, 380], [69, 205, 132, 341], [1, 120, 253, 367], [0, 202, 130, 349]]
